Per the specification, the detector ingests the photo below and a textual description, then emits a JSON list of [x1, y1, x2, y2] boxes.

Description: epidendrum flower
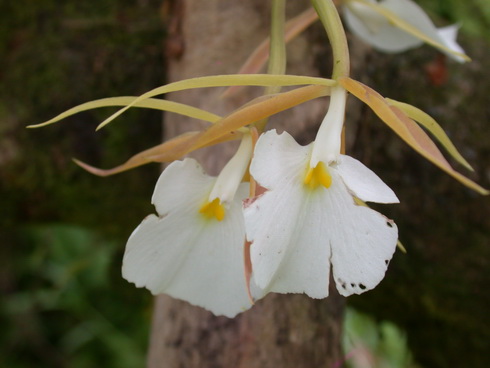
[[122, 134, 261, 317], [28, 0, 488, 321], [342, 0, 467, 62], [244, 87, 399, 297]]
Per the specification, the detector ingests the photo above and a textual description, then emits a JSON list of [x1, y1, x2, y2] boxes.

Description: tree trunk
[[147, 0, 345, 367]]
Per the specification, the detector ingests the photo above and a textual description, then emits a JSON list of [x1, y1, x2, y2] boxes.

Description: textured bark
[[147, 0, 345, 367]]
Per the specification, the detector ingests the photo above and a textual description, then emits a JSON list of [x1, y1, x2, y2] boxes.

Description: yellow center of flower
[[199, 198, 225, 221], [304, 162, 332, 190]]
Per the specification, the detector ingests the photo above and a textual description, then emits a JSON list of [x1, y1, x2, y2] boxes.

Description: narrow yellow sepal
[[72, 130, 241, 177], [304, 162, 332, 189], [96, 75, 336, 130], [397, 240, 407, 254], [386, 98, 474, 171], [190, 84, 330, 152], [339, 77, 489, 195], [199, 198, 226, 221], [27, 97, 221, 128]]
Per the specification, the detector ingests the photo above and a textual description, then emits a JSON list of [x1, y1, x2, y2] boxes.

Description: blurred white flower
[[343, 0, 467, 62]]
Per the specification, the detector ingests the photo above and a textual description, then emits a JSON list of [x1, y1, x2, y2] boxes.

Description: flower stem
[[256, 0, 286, 133], [311, 0, 350, 79], [266, 0, 287, 93]]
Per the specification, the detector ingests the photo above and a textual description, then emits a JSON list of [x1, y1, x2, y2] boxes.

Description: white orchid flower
[[342, 0, 467, 62], [122, 135, 261, 317], [244, 87, 399, 298]]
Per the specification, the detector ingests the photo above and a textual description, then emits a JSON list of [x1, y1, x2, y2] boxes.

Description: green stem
[[266, 0, 287, 92], [256, 0, 287, 132], [311, 0, 350, 79]]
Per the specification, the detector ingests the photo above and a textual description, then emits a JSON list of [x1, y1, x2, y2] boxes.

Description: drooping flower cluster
[[32, 0, 487, 318], [122, 86, 400, 317]]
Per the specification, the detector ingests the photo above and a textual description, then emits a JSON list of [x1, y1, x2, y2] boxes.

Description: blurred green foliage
[[2, 225, 149, 368], [419, 0, 490, 40], [1, 0, 164, 367], [343, 307, 419, 368]]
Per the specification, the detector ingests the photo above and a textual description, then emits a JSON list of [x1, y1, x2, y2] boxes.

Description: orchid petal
[[151, 159, 213, 216], [249, 129, 309, 190], [96, 75, 336, 130], [245, 184, 332, 298], [28, 97, 221, 128], [245, 131, 398, 298], [73, 132, 201, 176], [245, 133, 331, 297], [344, 0, 469, 62], [190, 85, 330, 151], [344, 0, 423, 53], [73, 130, 242, 177], [326, 176, 398, 296], [437, 25, 466, 62], [123, 159, 258, 317], [336, 155, 399, 203], [386, 98, 473, 171], [339, 77, 488, 195]]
